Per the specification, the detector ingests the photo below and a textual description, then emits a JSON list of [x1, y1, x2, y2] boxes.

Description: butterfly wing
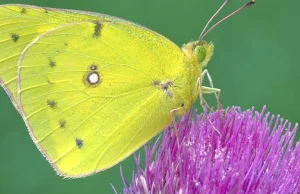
[[1, 5, 190, 177], [0, 4, 110, 108]]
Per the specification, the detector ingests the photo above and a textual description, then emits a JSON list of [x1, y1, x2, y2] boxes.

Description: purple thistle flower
[[118, 106, 300, 194]]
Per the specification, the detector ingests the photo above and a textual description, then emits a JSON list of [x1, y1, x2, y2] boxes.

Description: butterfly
[[0, 1, 255, 178]]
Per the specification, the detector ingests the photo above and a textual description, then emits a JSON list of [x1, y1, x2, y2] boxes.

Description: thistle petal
[[119, 107, 300, 194]]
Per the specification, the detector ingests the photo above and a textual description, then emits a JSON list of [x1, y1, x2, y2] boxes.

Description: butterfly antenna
[[199, 0, 231, 41], [199, 0, 256, 43]]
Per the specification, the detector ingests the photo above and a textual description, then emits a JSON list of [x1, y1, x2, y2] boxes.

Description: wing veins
[[28, 97, 94, 128], [24, 51, 127, 67], [108, 103, 156, 165], [20, 71, 89, 81], [0, 40, 32, 51], [37, 110, 79, 142], [47, 97, 113, 154], [0, 22, 65, 33], [94, 96, 154, 171], [31, 85, 152, 128], [0, 53, 19, 63], [66, 90, 159, 173], [25, 90, 92, 101], [50, 87, 156, 162], [112, 23, 164, 75]]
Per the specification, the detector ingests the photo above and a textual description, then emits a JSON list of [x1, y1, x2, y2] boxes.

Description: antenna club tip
[[249, 0, 256, 5]]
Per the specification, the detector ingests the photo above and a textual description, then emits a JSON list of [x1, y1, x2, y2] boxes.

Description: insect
[[0, 0, 255, 178]]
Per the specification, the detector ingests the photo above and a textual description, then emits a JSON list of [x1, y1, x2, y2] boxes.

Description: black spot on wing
[[93, 21, 102, 38], [47, 100, 57, 109], [49, 58, 56, 68], [162, 81, 174, 98], [75, 138, 83, 149], [21, 7, 26, 14], [11, 33, 19, 42], [153, 80, 161, 86], [90, 64, 97, 71], [153, 80, 174, 98], [59, 120, 66, 129]]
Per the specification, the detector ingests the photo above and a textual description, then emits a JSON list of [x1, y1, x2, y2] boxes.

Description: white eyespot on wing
[[88, 72, 100, 85]]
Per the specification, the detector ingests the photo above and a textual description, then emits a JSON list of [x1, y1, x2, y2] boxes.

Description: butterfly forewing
[[0, 5, 109, 106]]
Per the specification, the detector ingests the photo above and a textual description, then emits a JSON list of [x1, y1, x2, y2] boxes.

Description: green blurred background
[[0, 0, 299, 193]]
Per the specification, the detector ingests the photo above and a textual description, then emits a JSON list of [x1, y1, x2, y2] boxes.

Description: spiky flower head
[[119, 107, 300, 194]]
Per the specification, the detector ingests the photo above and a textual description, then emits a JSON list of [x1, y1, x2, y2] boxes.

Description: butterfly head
[[182, 40, 214, 68]]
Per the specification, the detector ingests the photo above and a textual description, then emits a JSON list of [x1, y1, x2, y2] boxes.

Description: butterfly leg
[[197, 85, 222, 135], [202, 69, 222, 109], [198, 69, 222, 110], [198, 77, 212, 111], [196, 70, 221, 135], [170, 107, 183, 145]]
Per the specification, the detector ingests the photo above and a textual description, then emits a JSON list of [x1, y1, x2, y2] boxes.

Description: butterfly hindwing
[[17, 19, 186, 177], [0, 4, 196, 177]]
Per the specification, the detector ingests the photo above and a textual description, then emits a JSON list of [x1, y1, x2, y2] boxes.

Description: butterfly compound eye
[[194, 45, 207, 63]]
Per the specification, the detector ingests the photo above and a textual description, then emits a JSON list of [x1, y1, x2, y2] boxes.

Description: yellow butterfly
[[0, 1, 255, 178]]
